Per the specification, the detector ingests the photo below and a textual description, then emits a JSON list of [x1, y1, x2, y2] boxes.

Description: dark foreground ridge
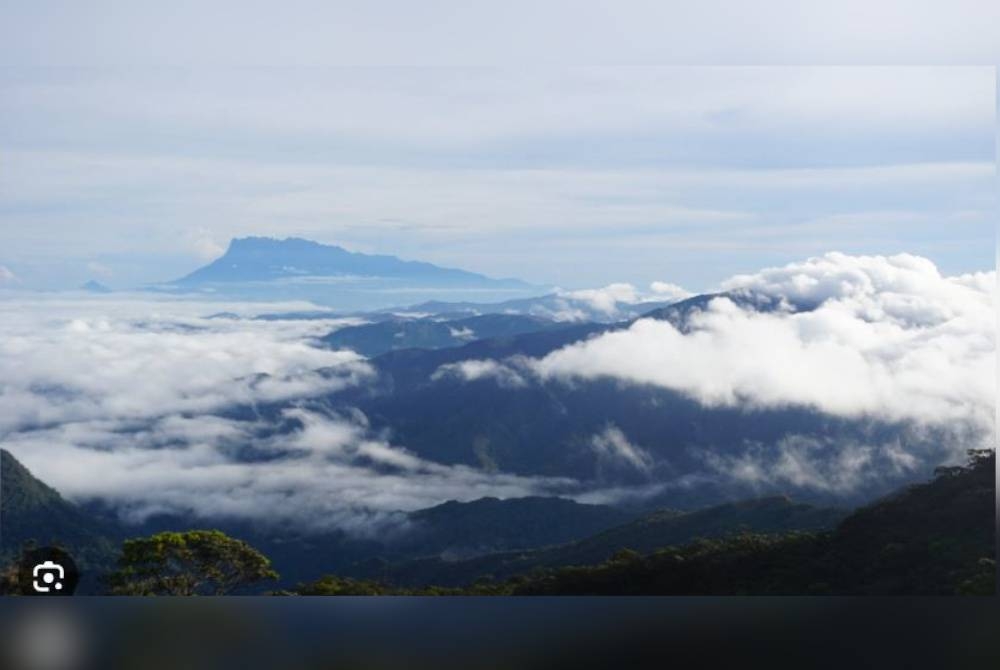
[[346, 495, 846, 588], [0, 449, 993, 595], [0, 449, 121, 590], [491, 449, 995, 595], [294, 449, 996, 595]]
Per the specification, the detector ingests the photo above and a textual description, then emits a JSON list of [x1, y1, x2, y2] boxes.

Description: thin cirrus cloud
[[2, 67, 990, 149], [3, 2, 1000, 68]]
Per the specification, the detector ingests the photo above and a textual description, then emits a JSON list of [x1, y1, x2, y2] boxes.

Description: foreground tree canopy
[[293, 449, 996, 597], [105, 530, 278, 596]]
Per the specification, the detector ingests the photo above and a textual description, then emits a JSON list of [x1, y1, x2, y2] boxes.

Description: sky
[[3, 2, 1000, 67], [0, 66, 995, 291]]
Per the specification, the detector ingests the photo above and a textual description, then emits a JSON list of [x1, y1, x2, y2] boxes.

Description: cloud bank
[[531, 253, 994, 441], [701, 433, 926, 496], [3, 405, 581, 535], [0, 294, 596, 532], [649, 281, 692, 301], [515, 282, 693, 323], [1, 251, 993, 529], [0, 296, 370, 436], [422, 252, 993, 497], [559, 283, 642, 316]]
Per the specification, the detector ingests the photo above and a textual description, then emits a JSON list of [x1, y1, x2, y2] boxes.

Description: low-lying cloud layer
[[512, 282, 693, 323], [3, 406, 581, 535], [433, 253, 994, 495], [533, 253, 994, 438], [0, 295, 370, 435], [2, 252, 993, 533], [701, 433, 926, 495], [0, 294, 590, 532]]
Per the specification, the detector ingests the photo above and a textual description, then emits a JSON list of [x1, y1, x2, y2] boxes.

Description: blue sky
[[0, 66, 995, 291]]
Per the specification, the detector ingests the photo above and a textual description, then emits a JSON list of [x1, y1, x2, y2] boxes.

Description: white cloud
[[532, 253, 995, 442], [0, 294, 639, 533], [502, 282, 692, 324], [0, 295, 369, 435], [559, 283, 640, 316], [649, 281, 691, 302], [2, 407, 583, 535], [448, 326, 475, 340], [0, 266, 19, 286], [414, 251, 994, 495], [720, 251, 985, 324], [702, 434, 926, 495], [1, 250, 994, 527], [186, 228, 226, 261], [590, 425, 652, 474], [431, 359, 527, 389]]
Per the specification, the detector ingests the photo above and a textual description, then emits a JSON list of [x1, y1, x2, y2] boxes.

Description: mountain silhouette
[[79, 279, 112, 293], [172, 237, 530, 289], [0, 449, 121, 570]]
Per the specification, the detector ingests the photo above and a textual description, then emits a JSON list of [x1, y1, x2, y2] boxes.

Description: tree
[[0, 559, 19, 595], [105, 530, 278, 595], [1, 542, 39, 596], [295, 575, 393, 596]]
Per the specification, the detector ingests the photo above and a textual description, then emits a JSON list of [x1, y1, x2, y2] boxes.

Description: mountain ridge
[[321, 313, 570, 357], [79, 279, 112, 293], [345, 495, 847, 586], [0, 449, 121, 571], [171, 236, 531, 289]]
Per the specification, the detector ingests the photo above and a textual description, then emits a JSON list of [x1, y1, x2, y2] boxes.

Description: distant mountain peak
[[80, 279, 112, 293], [227, 236, 334, 252], [169, 236, 530, 290]]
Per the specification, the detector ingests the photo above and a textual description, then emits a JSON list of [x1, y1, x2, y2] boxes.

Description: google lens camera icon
[[32, 560, 66, 593], [18, 547, 80, 596]]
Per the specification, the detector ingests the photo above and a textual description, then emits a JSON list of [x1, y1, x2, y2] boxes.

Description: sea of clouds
[[0, 252, 994, 534], [534, 253, 994, 428], [0, 293, 585, 533]]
